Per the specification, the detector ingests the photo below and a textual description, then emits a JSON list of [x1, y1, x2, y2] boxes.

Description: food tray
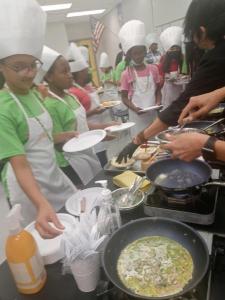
[[104, 152, 170, 175], [104, 159, 145, 174]]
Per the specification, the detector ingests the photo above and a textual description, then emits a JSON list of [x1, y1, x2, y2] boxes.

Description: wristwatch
[[202, 136, 218, 161]]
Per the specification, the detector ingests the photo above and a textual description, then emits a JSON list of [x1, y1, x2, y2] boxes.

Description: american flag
[[89, 16, 105, 53]]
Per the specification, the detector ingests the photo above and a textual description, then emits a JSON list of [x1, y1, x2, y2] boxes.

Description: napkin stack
[[62, 211, 107, 267]]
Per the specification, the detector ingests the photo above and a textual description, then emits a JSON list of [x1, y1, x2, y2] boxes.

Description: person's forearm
[[143, 118, 168, 139], [211, 87, 225, 104], [87, 109, 98, 117], [53, 131, 77, 144], [121, 93, 137, 111], [10, 155, 49, 209], [214, 140, 225, 161], [155, 87, 162, 105], [88, 122, 105, 130], [88, 121, 118, 130]]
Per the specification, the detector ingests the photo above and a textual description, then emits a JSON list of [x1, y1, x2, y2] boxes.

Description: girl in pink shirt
[[120, 45, 161, 136]]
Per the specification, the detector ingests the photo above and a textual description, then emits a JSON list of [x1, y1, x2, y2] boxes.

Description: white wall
[[45, 22, 69, 55], [152, 0, 192, 33], [97, 6, 121, 67], [96, 0, 154, 67], [97, 0, 192, 63], [122, 0, 154, 33], [66, 22, 92, 42], [44, 1, 192, 68]]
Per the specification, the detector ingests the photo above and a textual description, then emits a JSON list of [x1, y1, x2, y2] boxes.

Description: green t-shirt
[[101, 69, 116, 83], [0, 89, 46, 192], [44, 94, 80, 167], [0, 89, 44, 161], [115, 60, 127, 82]]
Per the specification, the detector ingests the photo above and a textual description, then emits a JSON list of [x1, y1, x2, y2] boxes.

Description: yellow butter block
[[113, 170, 150, 192]]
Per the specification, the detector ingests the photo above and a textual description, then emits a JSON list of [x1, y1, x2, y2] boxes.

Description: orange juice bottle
[[5, 204, 47, 294]]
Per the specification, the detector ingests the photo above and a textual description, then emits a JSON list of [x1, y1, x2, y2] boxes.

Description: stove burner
[[158, 189, 201, 206], [106, 288, 201, 300], [146, 186, 217, 214]]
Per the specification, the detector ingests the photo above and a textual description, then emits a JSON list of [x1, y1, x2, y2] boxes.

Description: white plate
[[139, 105, 163, 113], [63, 130, 106, 153], [101, 100, 121, 108], [65, 187, 104, 216], [26, 213, 76, 265], [105, 122, 135, 133]]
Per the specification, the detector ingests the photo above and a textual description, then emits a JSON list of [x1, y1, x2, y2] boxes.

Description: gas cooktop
[[144, 186, 219, 225], [98, 234, 225, 300], [97, 273, 209, 300], [143, 168, 221, 225]]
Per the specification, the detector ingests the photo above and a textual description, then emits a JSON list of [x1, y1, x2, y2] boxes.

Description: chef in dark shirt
[[117, 0, 225, 163]]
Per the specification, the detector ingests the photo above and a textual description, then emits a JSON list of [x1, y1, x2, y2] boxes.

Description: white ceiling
[[37, 0, 121, 23]]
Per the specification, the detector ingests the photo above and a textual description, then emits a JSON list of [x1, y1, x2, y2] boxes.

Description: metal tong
[[202, 118, 225, 132], [122, 176, 146, 204]]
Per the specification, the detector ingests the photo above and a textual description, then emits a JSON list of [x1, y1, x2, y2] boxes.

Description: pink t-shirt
[[120, 64, 160, 99]]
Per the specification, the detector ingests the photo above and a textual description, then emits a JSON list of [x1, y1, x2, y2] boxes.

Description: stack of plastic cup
[[70, 253, 100, 292]]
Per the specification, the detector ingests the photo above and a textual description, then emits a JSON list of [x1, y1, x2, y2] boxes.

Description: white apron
[[161, 79, 183, 109], [102, 71, 118, 101], [129, 69, 157, 137], [6, 91, 76, 226], [88, 91, 106, 153], [102, 81, 127, 115], [49, 91, 102, 186]]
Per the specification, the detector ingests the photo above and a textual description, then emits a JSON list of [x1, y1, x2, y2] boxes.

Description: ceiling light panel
[[41, 3, 72, 12], [67, 9, 105, 18]]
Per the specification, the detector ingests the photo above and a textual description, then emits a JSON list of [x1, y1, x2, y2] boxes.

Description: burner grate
[[144, 186, 219, 225], [105, 288, 201, 300]]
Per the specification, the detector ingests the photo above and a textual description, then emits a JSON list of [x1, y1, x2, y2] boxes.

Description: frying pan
[[146, 158, 225, 193], [103, 217, 209, 300], [183, 120, 225, 135]]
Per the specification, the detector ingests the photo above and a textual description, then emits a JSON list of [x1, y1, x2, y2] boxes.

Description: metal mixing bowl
[[111, 187, 145, 211], [156, 128, 205, 144]]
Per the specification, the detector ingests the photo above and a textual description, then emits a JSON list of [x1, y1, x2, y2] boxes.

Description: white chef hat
[[146, 33, 158, 48], [34, 46, 61, 85], [79, 46, 89, 63], [160, 26, 183, 52], [99, 52, 111, 68], [0, 0, 46, 60], [66, 43, 88, 73], [119, 20, 146, 54]]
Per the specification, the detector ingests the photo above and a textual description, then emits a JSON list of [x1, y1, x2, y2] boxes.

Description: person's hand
[[104, 134, 117, 141], [130, 106, 142, 114], [116, 142, 139, 163], [92, 106, 106, 115], [63, 131, 79, 142], [133, 130, 148, 145], [104, 121, 121, 127], [135, 107, 147, 115], [161, 132, 209, 162], [178, 91, 222, 125], [54, 131, 79, 150], [35, 201, 64, 239]]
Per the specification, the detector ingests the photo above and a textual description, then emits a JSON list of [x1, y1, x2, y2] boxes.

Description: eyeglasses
[[1, 59, 43, 75]]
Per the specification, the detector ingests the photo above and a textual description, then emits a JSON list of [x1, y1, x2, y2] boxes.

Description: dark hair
[[184, 0, 225, 43], [162, 47, 183, 73], [185, 42, 205, 77], [44, 55, 62, 83], [0, 73, 5, 89]]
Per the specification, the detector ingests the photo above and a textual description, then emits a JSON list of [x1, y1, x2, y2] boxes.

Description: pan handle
[[204, 181, 225, 187], [203, 118, 225, 132]]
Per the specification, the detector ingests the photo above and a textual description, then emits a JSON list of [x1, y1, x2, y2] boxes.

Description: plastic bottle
[[95, 180, 121, 234], [5, 204, 47, 294]]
